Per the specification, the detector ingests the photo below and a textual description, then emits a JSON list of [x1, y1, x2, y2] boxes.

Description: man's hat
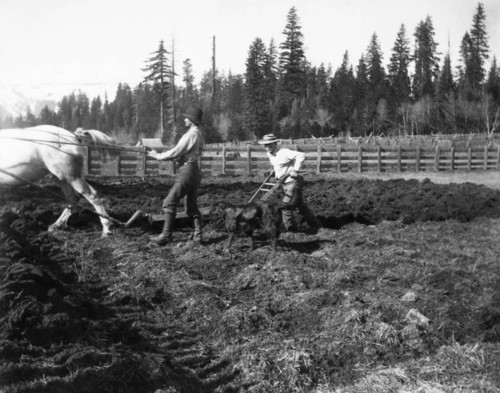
[[183, 106, 203, 124], [258, 134, 281, 145]]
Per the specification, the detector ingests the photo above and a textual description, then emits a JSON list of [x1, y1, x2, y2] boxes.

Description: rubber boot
[[151, 213, 174, 245], [190, 216, 203, 243]]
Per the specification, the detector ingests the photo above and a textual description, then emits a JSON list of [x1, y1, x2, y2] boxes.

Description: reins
[[0, 135, 138, 154]]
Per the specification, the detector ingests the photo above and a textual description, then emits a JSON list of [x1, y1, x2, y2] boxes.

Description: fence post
[[222, 146, 226, 175], [83, 146, 89, 176], [115, 150, 121, 176], [316, 144, 322, 174], [337, 145, 342, 173], [142, 146, 147, 178], [377, 145, 382, 172], [416, 146, 420, 172], [450, 146, 455, 170], [467, 145, 472, 170], [434, 145, 440, 171], [397, 145, 402, 172], [358, 145, 362, 173], [484, 144, 488, 170], [247, 145, 252, 175]]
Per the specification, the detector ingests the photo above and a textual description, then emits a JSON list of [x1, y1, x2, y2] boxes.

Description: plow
[[128, 171, 289, 226]]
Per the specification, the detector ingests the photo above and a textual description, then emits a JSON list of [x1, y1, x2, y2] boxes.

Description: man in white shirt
[[147, 106, 204, 244], [258, 134, 322, 233]]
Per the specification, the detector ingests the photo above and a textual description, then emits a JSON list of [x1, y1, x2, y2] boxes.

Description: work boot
[[190, 215, 203, 244], [281, 209, 297, 232], [151, 212, 174, 245]]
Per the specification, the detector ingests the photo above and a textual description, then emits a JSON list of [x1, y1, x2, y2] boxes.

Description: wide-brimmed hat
[[258, 134, 280, 145], [183, 106, 203, 125]]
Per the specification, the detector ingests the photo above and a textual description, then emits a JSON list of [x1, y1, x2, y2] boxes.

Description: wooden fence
[[206, 133, 500, 149], [84, 143, 500, 177]]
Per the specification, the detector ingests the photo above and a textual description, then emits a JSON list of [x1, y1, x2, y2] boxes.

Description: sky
[[0, 0, 499, 97]]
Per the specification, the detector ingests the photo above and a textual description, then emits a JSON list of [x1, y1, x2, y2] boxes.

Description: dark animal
[[215, 201, 282, 250]]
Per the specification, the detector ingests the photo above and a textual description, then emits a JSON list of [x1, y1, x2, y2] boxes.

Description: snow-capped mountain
[[0, 83, 119, 119]]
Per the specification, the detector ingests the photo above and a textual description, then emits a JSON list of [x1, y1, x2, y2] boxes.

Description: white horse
[[0, 125, 120, 237]]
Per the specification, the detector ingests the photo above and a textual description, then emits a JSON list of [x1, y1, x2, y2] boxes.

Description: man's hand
[[289, 169, 298, 178]]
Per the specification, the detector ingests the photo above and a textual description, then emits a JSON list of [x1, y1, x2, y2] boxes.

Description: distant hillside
[[0, 83, 117, 119]]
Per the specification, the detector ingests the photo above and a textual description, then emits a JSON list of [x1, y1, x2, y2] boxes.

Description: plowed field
[[1, 173, 499, 392]]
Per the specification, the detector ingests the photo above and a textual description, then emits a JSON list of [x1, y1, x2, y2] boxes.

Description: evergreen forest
[[1, 3, 499, 145]]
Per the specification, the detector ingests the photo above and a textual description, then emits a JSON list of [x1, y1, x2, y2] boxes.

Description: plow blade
[[123, 210, 143, 227]]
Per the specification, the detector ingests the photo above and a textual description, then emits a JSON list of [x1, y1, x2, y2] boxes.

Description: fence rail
[[83, 143, 500, 177]]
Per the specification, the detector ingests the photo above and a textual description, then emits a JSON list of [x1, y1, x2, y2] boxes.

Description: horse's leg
[[48, 182, 78, 232], [69, 177, 113, 237]]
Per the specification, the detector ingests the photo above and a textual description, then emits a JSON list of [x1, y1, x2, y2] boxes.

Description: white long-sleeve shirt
[[267, 148, 306, 182], [154, 125, 203, 162]]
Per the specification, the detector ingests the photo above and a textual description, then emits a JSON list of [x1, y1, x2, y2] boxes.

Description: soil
[[1, 172, 500, 392]]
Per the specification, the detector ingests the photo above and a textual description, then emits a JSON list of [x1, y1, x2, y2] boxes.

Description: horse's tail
[[74, 129, 121, 160]]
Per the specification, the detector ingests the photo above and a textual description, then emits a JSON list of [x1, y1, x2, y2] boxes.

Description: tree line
[[2, 3, 499, 145]]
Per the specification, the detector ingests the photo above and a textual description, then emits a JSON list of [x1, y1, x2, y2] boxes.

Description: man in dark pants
[[258, 134, 322, 233], [147, 106, 204, 244]]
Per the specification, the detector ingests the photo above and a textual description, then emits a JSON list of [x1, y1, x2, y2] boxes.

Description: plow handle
[[248, 171, 274, 203]]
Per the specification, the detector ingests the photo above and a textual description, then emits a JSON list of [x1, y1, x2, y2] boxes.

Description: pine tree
[[277, 7, 307, 117], [412, 16, 441, 135], [142, 40, 172, 142], [469, 2, 489, 87], [112, 83, 133, 133], [24, 107, 37, 127], [75, 91, 90, 129], [199, 70, 223, 143], [329, 52, 355, 135], [307, 63, 333, 136], [89, 96, 103, 130], [263, 39, 279, 133], [315, 63, 331, 110], [365, 33, 389, 134], [58, 92, 89, 131], [39, 105, 59, 126], [485, 57, 500, 105], [459, 2, 490, 97], [58, 94, 72, 130], [181, 58, 199, 105], [413, 16, 440, 100], [175, 58, 200, 137], [353, 55, 370, 135], [436, 54, 455, 100], [388, 24, 412, 107], [14, 114, 24, 128], [436, 54, 457, 133], [484, 57, 500, 135], [244, 37, 271, 139], [366, 33, 386, 90], [219, 72, 245, 141], [458, 32, 474, 96], [264, 42, 279, 99], [102, 94, 112, 133], [132, 83, 159, 138]]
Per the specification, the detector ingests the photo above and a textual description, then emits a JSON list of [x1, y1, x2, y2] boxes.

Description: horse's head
[[74, 128, 120, 160]]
